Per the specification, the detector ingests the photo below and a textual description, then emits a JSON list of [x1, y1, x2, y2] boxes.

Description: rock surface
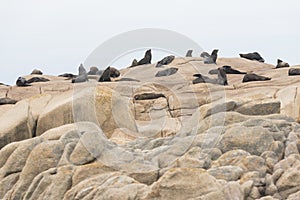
[[0, 58, 300, 199]]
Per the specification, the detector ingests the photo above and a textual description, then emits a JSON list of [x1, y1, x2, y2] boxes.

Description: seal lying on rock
[[27, 77, 50, 83], [192, 74, 217, 84], [16, 77, 31, 87], [239, 52, 265, 62], [72, 64, 88, 83], [193, 69, 228, 85], [134, 93, 165, 100], [116, 78, 140, 82], [155, 67, 178, 77], [0, 97, 17, 105], [209, 66, 246, 75], [276, 59, 290, 68], [185, 50, 193, 57], [288, 68, 300, 76], [137, 49, 152, 65], [204, 49, 218, 64], [87, 66, 99, 75], [156, 55, 175, 67], [31, 69, 43, 75], [58, 73, 77, 78], [242, 73, 271, 82]]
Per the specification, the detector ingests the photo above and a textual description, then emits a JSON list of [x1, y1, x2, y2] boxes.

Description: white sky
[[0, 0, 299, 84]]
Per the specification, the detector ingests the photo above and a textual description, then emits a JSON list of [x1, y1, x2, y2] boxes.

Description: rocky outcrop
[[0, 58, 300, 199]]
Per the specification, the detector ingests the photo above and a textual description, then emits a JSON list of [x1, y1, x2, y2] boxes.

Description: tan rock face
[[0, 57, 300, 199]]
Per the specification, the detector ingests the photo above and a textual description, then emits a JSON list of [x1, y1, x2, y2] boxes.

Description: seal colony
[[7, 48, 299, 89]]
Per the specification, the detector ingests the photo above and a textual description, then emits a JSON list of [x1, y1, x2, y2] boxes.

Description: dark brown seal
[[134, 93, 165, 100], [242, 73, 271, 82]]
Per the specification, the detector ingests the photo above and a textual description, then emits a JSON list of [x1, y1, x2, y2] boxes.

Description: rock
[[176, 146, 211, 169], [287, 190, 300, 200], [208, 166, 243, 181], [0, 100, 34, 149], [24, 166, 73, 200], [218, 125, 274, 155], [36, 85, 138, 138], [235, 100, 280, 116], [5, 140, 64, 199], [144, 168, 222, 199], [276, 163, 300, 198]]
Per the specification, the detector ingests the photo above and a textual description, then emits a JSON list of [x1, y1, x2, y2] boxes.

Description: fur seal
[[87, 66, 99, 75], [58, 73, 77, 78], [209, 66, 246, 75], [99, 66, 111, 82], [200, 52, 210, 58], [27, 77, 50, 83], [134, 93, 165, 100], [109, 67, 120, 78], [137, 49, 152, 65], [217, 67, 228, 85], [16, 77, 31, 87], [156, 55, 175, 67], [204, 49, 218, 64], [192, 74, 217, 84], [276, 59, 290, 68], [116, 78, 140, 82], [0, 97, 17, 105], [72, 64, 88, 83], [239, 52, 265, 62], [242, 73, 271, 82], [78, 64, 87, 76], [130, 59, 139, 67], [288, 68, 300, 76], [155, 67, 178, 77], [186, 50, 193, 57], [31, 69, 43, 75]]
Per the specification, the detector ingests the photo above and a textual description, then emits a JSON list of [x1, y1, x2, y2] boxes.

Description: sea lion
[[87, 66, 99, 75], [288, 68, 300, 76], [186, 50, 193, 57], [72, 64, 88, 83], [129, 59, 139, 68], [27, 77, 50, 83], [217, 67, 228, 85], [71, 75, 88, 83], [134, 93, 165, 100], [58, 73, 77, 78], [16, 77, 31, 87], [155, 67, 178, 77], [116, 78, 140, 82], [239, 52, 265, 62], [156, 55, 175, 67], [137, 49, 152, 65], [192, 74, 217, 84], [242, 73, 271, 82], [99, 66, 111, 82], [0, 97, 17, 105], [78, 64, 87, 76], [276, 59, 290, 68], [200, 52, 210, 58], [209, 66, 246, 75], [31, 69, 43, 75], [109, 67, 120, 78], [204, 49, 218, 64]]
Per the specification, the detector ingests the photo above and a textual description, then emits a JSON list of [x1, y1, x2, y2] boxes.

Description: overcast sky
[[0, 0, 299, 84]]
